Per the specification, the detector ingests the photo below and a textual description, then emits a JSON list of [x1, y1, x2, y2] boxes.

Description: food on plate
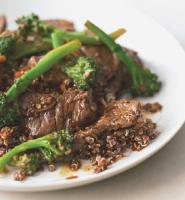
[[0, 13, 162, 180]]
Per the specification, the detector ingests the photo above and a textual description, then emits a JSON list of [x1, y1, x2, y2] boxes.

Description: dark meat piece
[[55, 88, 97, 131], [19, 88, 97, 137], [20, 92, 57, 117], [104, 67, 130, 102], [44, 19, 75, 31], [41, 66, 68, 86], [25, 110, 56, 137], [75, 99, 141, 149], [19, 93, 57, 137], [0, 15, 6, 33], [80, 99, 140, 136]]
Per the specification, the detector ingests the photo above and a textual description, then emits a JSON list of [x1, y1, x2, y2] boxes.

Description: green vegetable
[[85, 20, 161, 97], [0, 40, 81, 127], [11, 39, 51, 60], [0, 31, 51, 61], [0, 93, 20, 127], [65, 56, 99, 90], [0, 32, 16, 56], [10, 152, 42, 175], [57, 28, 126, 45], [16, 13, 53, 37], [0, 129, 73, 173], [51, 30, 64, 48], [16, 13, 125, 45]]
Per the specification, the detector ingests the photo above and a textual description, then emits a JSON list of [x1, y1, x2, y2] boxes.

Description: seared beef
[[19, 88, 97, 137], [20, 92, 57, 137], [25, 110, 56, 137], [0, 15, 6, 33], [75, 99, 141, 149], [55, 88, 97, 131], [104, 67, 130, 102], [44, 19, 75, 31]]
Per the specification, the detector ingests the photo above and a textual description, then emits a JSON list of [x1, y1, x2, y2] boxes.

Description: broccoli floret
[[85, 20, 161, 97], [10, 152, 42, 176], [0, 129, 73, 173], [0, 32, 16, 56], [130, 68, 161, 96], [0, 93, 20, 128], [64, 56, 99, 90], [16, 13, 53, 37]]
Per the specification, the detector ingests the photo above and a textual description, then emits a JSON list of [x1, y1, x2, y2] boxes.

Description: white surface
[[0, 0, 185, 198]]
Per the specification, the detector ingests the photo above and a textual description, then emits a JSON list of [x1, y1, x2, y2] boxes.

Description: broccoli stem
[[0, 134, 59, 172], [85, 20, 161, 96], [39, 19, 126, 45], [11, 39, 52, 60], [6, 39, 81, 101], [55, 29, 125, 45], [51, 31, 64, 48]]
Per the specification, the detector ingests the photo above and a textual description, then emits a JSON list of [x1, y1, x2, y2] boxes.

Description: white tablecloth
[[1, 0, 185, 199]]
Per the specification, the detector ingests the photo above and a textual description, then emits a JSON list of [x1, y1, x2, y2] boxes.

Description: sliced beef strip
[[0, 15, 6, 33], [19, 92, 58, 117], [19, 88, 97, 137], [55, 88, 97, 132], [25, 110, 56, 137], [75, 99, 141, 148], [103, 67, 130, 102], [19, 92, 57, 137], [44, 19, 75, 31]]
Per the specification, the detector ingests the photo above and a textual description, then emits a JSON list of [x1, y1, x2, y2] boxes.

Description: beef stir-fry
[[0, 14, 161, 181]]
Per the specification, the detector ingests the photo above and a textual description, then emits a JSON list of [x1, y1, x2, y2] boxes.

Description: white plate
[[0, 0, 185, 192]]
